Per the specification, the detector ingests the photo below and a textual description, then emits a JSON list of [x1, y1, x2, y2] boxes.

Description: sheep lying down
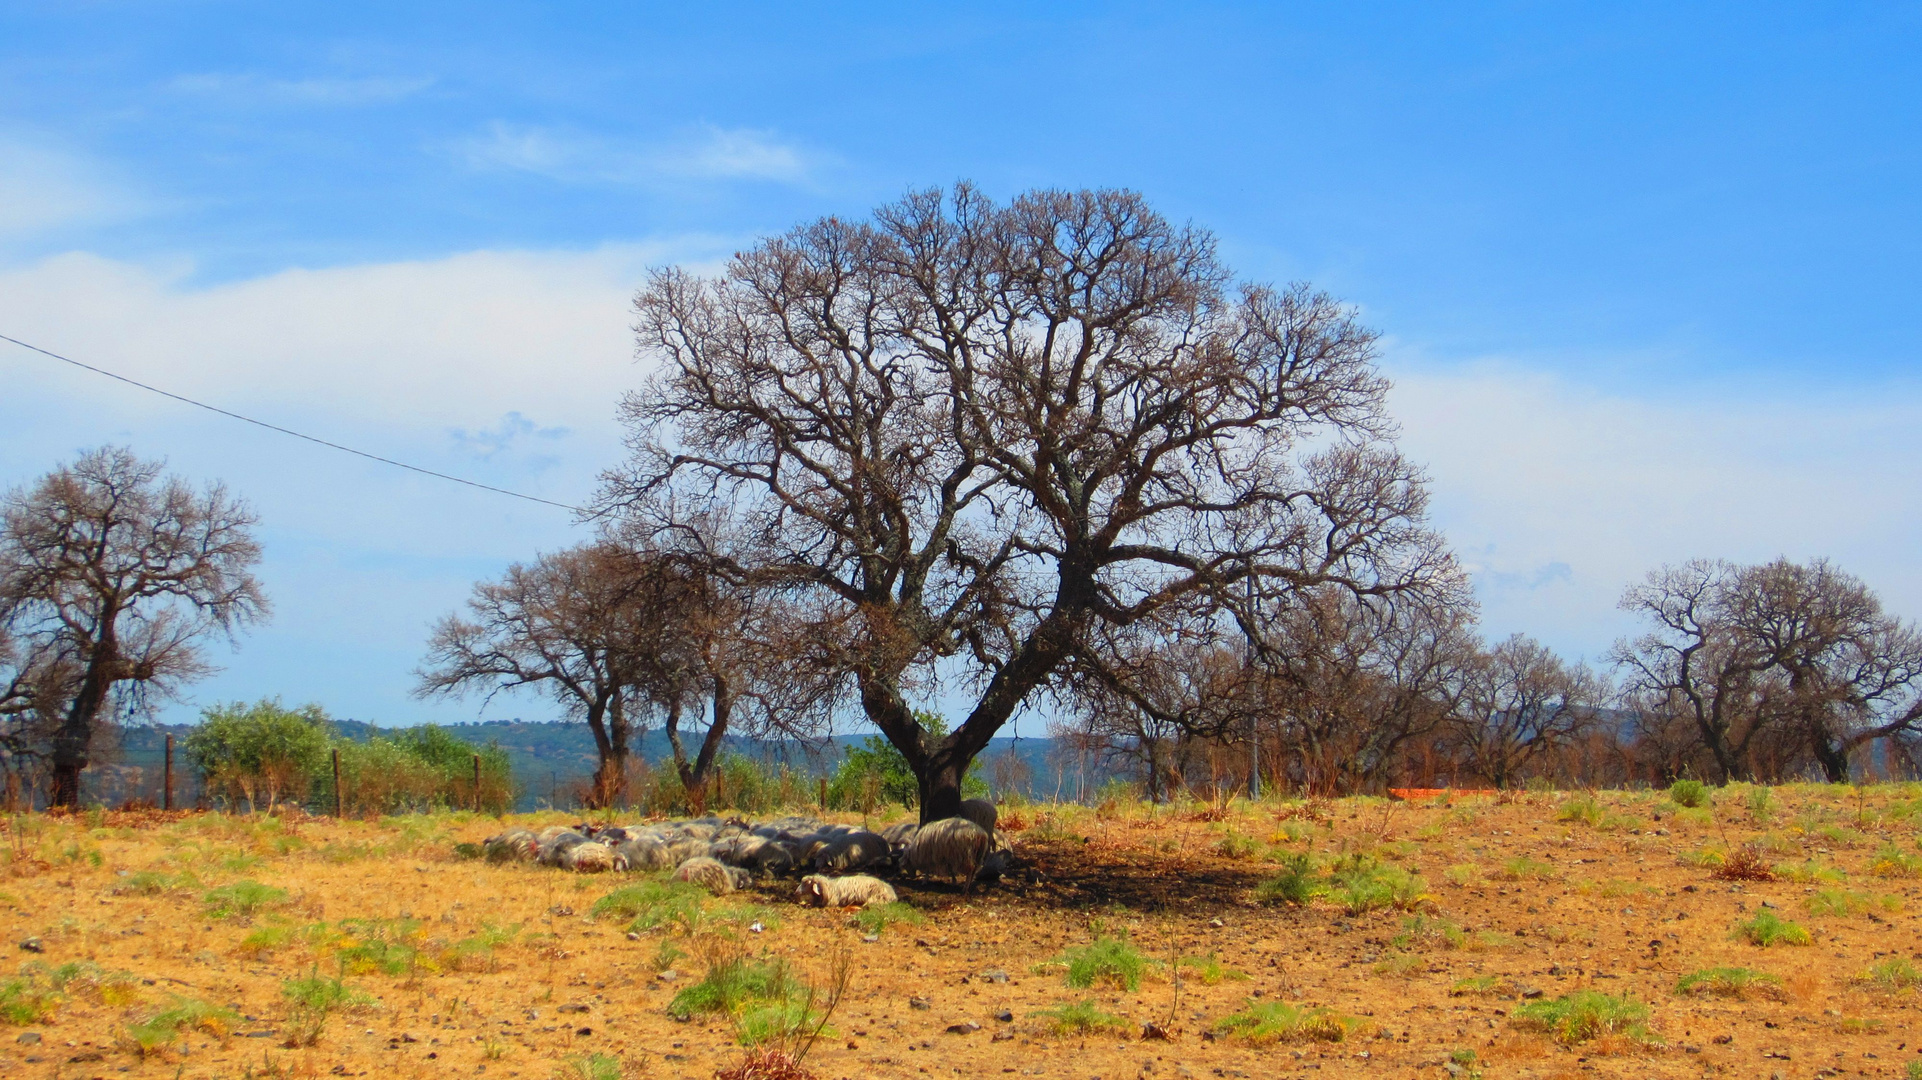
[[793, 873, 897, 908]]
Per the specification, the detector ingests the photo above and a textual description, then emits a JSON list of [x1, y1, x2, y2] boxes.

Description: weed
[[1030, 999, 1129, 1035], [441, 923, 521, 973], [1496, 856, 1554, 881], [1255, 852, 1324, 905], [1858, 957, 1922, 992], [1674, 967, 1781, 999], [1443, 863, 1480, 887], [1450, 975, 1514, 997], [0, 975, 58, 1025], [333, 917, 428, 976], [1712, 845, 1775, 882], [852, 902, 924, 937], [1556, 795, 1604, 827], [203, 879, 290, 919], [1772, 858, 1846, 884], [1667, 780, 1709, 808], [1372, 951, 1424, 978], [1214, 830, 1261, 859], [558, 1052, 625, 1080], [115, 869, 196, 896], [1211, 1000, 1356, 1045], [1805, 889, 1869, 917], [1510, 991, 1652, 1045], [1174, 952, 1247, 985], [1745, 785, 1775, 824], [124, 996, 238, 1055], [668, 952, 806, 1021], [592, 879, 709, 934], [1046, 933, 1151, 991], [1870, 844, 1922, 878], [1327, 854, 1431, 914], [1732, 909, 1811, 947], [280, 969, 372, 1047]]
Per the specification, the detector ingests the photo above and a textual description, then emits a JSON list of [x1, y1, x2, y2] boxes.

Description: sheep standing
[[794, 874, 898, 908], [958, 799, 998, 835], [903, 817, 992, 891], [672, 856, 736, 895]]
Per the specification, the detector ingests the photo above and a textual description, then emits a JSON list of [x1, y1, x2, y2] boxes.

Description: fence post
[[331, 748, 343, 818], [472, 754, 482, 813], [818, 775, 827, 813], [163, 733, 174, 811]]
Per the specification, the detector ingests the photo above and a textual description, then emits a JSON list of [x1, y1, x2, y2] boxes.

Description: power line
[[0, 331, 588, 514]]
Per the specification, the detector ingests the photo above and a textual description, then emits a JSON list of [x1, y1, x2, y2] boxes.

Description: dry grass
[[0, 787, 1915, 1078]]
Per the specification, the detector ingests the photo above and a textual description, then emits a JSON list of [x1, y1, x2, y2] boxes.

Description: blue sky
[[3, 3, 1919, 733]]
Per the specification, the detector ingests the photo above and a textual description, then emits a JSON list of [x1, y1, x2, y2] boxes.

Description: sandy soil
[[1, 785, 1920, 1080]]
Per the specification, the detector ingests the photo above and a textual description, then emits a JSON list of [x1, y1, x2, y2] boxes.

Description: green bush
[[203, 879, 290, 919], [853, 901, 925, 937], [1675, 967, 1779, 999], [1861, 957, 1922, 992], [1667, 779, 1709, 808], [1510, 991, 1651, 1044], [185, 699, 333, 812], [124, 997, 237, 1055], [281, 969, 372, 1047], [333, 726, 513, 816], [667, 954, 806, 1021], [825, 711, 984, 811], [1255, 852, 1324, 905], [1046, 933, 1151, 991]]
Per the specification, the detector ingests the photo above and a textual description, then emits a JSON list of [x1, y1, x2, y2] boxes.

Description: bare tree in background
[[418, 542, 655, 807], [1450, 634, 1603, 788], [603, 184, 1460, 822], [0, 447, 267, 807]]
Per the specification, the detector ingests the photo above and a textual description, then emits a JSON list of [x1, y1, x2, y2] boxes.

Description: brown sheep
[[903, 817, 991, 891], [672, 855, 736, 895], [561, 840, 615, 873], [959, 798, 998, 835]]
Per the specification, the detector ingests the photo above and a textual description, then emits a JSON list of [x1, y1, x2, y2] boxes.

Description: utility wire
[[0, 331, 588, 514]]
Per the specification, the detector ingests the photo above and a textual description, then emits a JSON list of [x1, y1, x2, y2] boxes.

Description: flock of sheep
[[478, 799, 1011, 907]]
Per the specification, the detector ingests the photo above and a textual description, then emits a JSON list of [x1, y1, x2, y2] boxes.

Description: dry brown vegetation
[[3, 784, 1922, 1079]]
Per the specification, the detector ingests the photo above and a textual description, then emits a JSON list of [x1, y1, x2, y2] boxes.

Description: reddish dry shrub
[[1712, 844, 1775, 882], [713, 1048, 818, 1080], [998, 810, 1029, 832]]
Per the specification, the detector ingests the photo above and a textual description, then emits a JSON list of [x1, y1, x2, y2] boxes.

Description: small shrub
[[1214, 831, 1260, 859], [1667, 780, 1709, 808], [1211, 1000, 1355, 1045], [333, 917, 428, 976], [1328, 855, 1430, 914], [1372, 952, 1424, 978], [1496, 856, 1554, 881], [202, 879, 289, 919], [1745, 785, 1775, 824], [1556, 795, 1604, 827], [852, 902, 924, 937], [441, 923, 520, 973], [1030, 999, 1129, 1035], [558, 1052, 626, 1080], [1732, 909, 1811, 947], [0, 976, 58, 1025], [592, 880, 708, 933], [1711, 845, 1775, 882], [1443, 863, 1480, 887], [1174, 952, 1247, 985], [668, 954, 805, 1021], [1510, 991, 1652, 1044], [1675, 967, 1781, 999]]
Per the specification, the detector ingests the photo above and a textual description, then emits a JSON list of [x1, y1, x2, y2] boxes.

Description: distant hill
[[79, 719, 1109, 811]]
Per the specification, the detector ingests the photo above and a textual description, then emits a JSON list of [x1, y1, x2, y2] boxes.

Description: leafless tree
[[603, 185, 1460, 821], [1449, 634, 1603, 788], [419, 541, 658, 807], [0, 447, 267, 807]]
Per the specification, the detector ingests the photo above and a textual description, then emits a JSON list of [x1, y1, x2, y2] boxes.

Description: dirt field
[[2, 784, 1921, 1080]]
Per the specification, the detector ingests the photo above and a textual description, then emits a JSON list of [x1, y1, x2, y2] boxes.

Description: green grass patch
[[1496, 856, 1554, 881], [1859, 957, 1922, 992], [124, 997, 238, 1055], [667, 954, 807, 1021], [1675, 967, 1780, 999], [591, 879, 709, 934], [1870, 844, 1922, 878], [1667, 780, 1709, 808], [1211, 1000, 1356, 1045], [281, 970, 373, 1047], [1254, 852, 1324, 905], [1510, 991, 1653, 1045], [1041, 933, 1151, 991], [1732, 909, 1811, 947], [558, 1052, 626, 1080], [202, 879, 289, 919], [852, 902, 924, 937], [333, 917, 428, 976], [1030, 998, 1129, 1035], [1175, 952, 1248, 985], [1805, 889, 1869, 917]]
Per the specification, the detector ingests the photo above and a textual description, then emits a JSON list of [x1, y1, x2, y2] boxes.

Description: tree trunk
[[582, 696, 616, 809], [50, 631, 119, 809], [917, 748, 971, 824]]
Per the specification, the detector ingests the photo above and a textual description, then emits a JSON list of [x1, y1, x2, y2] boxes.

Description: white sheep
[[672, 855, 736, 895], [537, 831, 588, 867], [793, 873, 898, 908], [613, 836, 673, 871], [903, 817, 992, 891], [481, 829, 538, 863], [561, 840, 615, 873], [810, 830, 891, 872]]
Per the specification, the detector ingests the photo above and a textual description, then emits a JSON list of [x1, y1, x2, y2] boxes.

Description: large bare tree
[[0, 447, 267, 807], [603, 185, 1459, 821], [1450, 634, 1602, 789]]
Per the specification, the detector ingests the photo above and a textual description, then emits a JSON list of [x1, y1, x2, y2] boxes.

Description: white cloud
[[0, 137, 144, 240], [453, 122, 816, 185], [168, 72, 434, 106], [1388, 361, 1922, 660]]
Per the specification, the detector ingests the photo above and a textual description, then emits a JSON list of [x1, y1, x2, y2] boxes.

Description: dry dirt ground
[[3, 785, 1922, 1080]]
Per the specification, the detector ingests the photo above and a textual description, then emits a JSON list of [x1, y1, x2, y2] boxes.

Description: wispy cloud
[[0, 135, 145, 241], [452, 122, 817, 186], [168, 73, 434, 106], [451, 411, 570, 462]]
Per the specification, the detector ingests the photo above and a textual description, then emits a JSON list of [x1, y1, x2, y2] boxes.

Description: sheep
[[671, 856, 736, 895], [809, 830, 891, 873], [879, 821, 919, 845], [903, 817, 991, 891], [958, 798, 998, 835], [561, 840, 615, 873], [613, 836, 673, 871], [794, 874, 898, 908], [481, 829, 538, 863], [537, 830, 588, 867]]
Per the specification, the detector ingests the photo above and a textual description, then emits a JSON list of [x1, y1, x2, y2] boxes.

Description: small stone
[[575, 1027, 592, 1037], [991, 1029, 1015, 1042], [17, 938, 43, 953], [401, 1032, 420, 1043], [978, 969, 1009, 983], [945, 1021, 980, 1035], [17, 1032, 41, 1044], [994, 1009, 1014, 1023], [1208, 918, 1224, 928], [557, 1004, 589, 1014], [658, 971, 678, 981], [626, 932, 640, 941], [910, 996, 932, 1010], [1521, 988, 1544, 999], [861, 934, 880, 943]]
